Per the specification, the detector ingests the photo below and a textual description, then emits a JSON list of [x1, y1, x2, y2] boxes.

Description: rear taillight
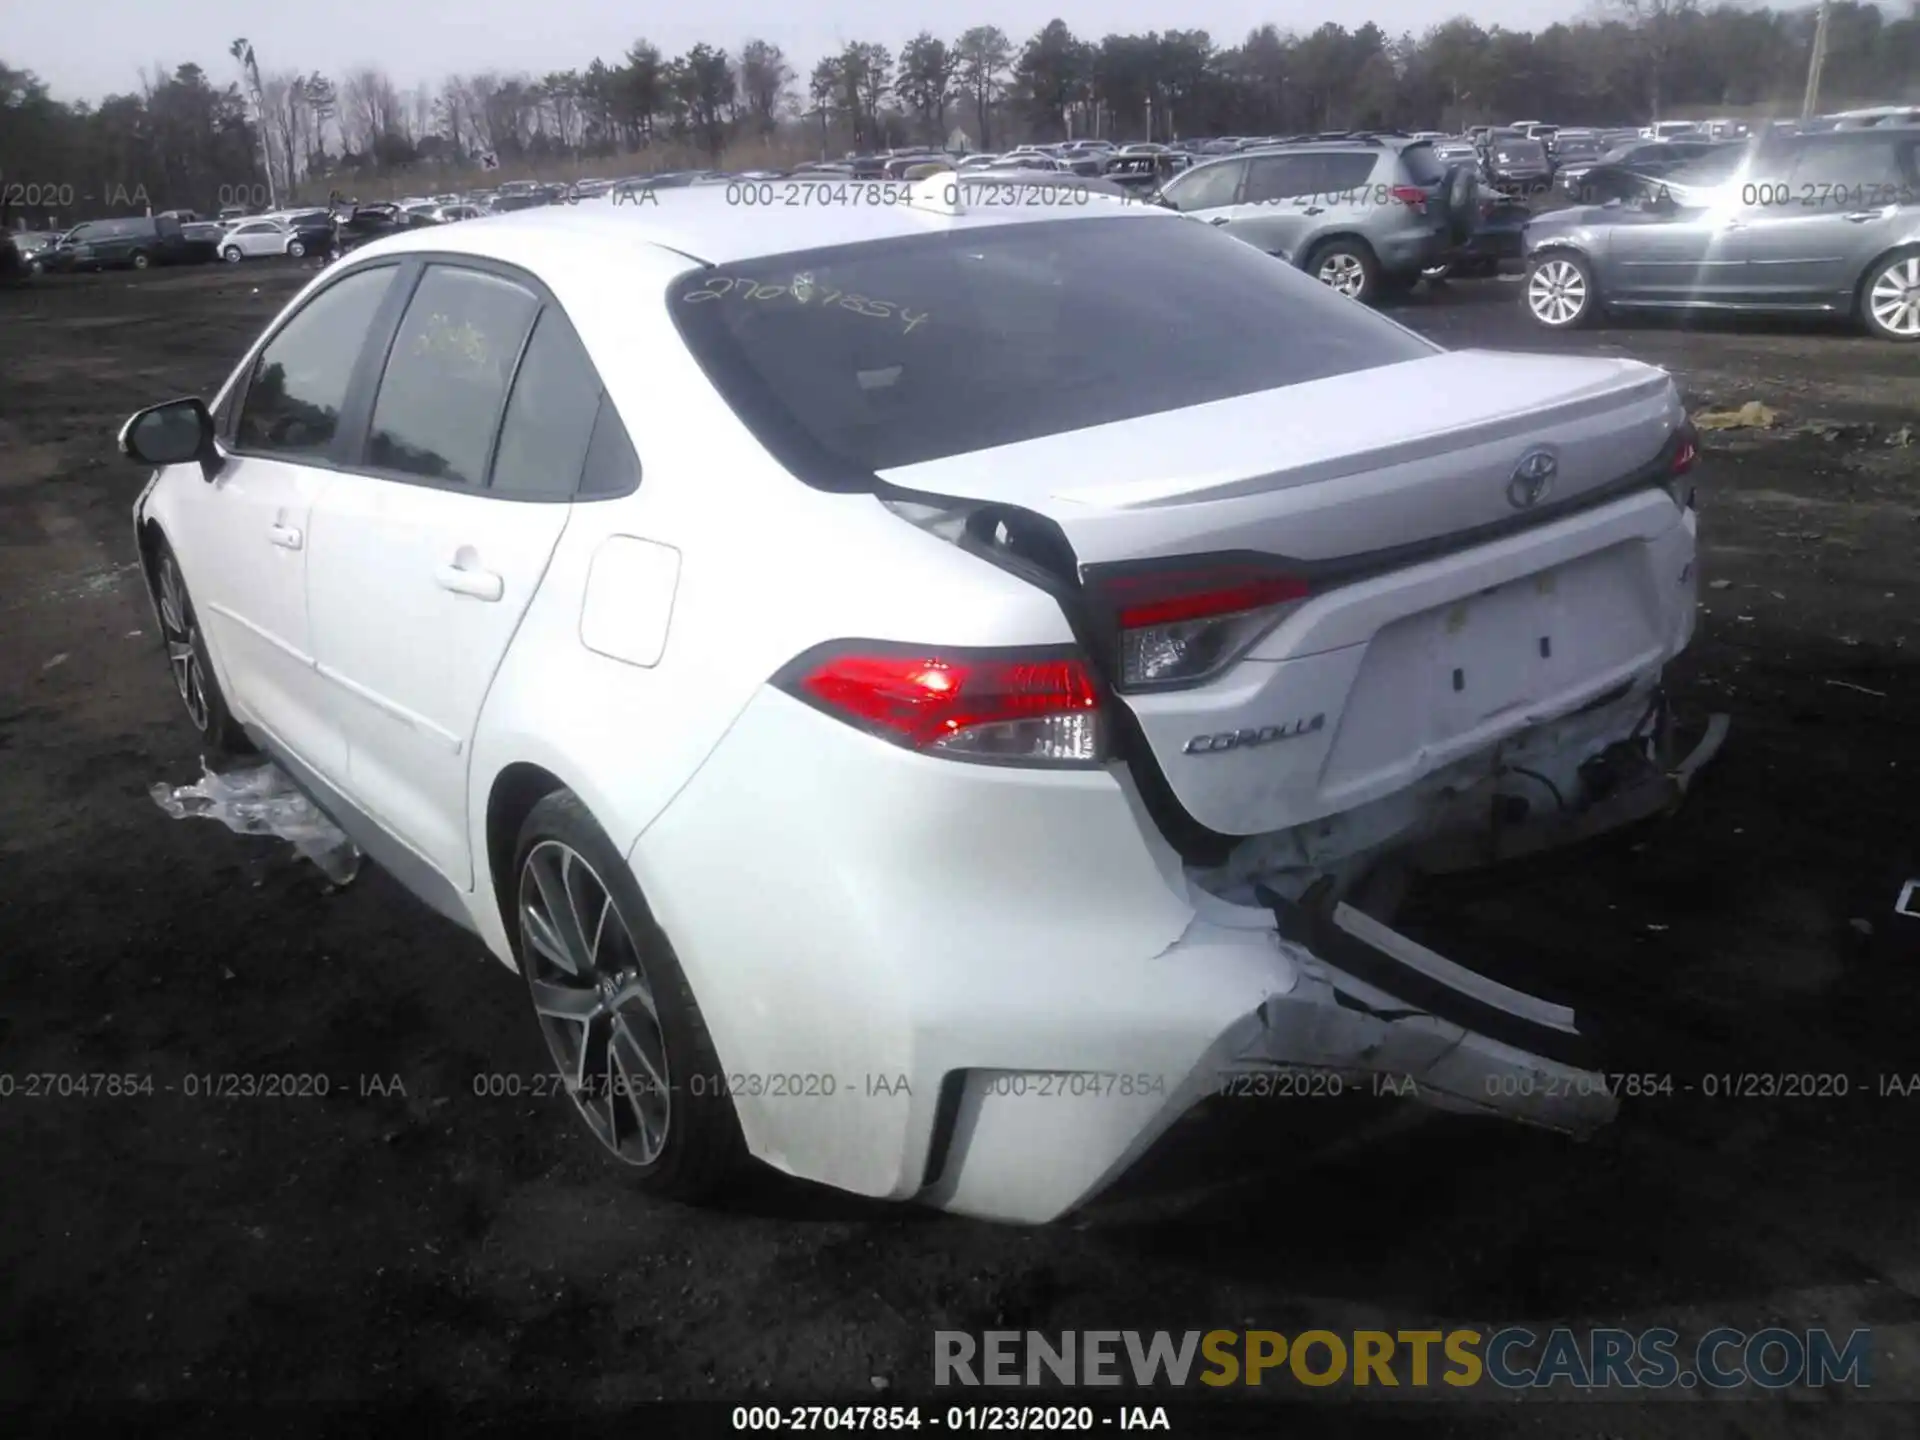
[[1670, 424, 1698, 475], [1391, 185, 1428, 212], [1097, 566, 1312, 690], [775, 644, 1104, 766]]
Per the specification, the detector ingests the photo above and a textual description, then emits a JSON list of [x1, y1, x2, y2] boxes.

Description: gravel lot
[[2, 257, 1917, 1436]]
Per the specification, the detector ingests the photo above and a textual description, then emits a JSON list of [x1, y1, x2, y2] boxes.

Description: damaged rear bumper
[[918, 888, 1623, 1225]]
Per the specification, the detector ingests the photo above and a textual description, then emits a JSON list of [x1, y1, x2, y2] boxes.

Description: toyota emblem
[[1508, 448, 1558, 509]]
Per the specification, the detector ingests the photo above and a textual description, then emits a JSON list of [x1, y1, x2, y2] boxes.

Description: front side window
[[669, 215, 1436, 482], [365, 265, 540, 486], [1164, 158, 1245, 212], [233, 265, 396, 458]]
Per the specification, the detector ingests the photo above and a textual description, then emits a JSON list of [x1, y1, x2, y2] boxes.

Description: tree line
[[2, 3, 1917, 217]]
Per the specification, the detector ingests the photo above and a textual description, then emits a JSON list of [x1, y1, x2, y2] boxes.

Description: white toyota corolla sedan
[[120, 174, 1723, 1225]]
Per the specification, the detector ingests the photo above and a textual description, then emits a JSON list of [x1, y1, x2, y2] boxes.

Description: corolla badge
[[1183, 714, 1326, 755], [1508, 448, 1558, 509]]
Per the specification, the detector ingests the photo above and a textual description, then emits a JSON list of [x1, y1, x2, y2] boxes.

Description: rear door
[[304, 260, 587, 889], [1225, 154, 1323, 257], [1740, 134, 1917, 305]]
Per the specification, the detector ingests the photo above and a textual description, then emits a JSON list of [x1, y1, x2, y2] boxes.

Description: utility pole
[[1801, 0, 1832, 121], [231, 38, 280, 210]]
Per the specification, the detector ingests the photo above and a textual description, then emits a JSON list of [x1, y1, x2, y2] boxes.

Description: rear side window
[[366, 265, 540, 486], [489, 308, 611, 499], [234, 265, 395, 458], [1398, 143, 1446, 185], [1312, 153, 1379, 191], [1242, 155, 1315, 203], [669, 215, 1435, 481]]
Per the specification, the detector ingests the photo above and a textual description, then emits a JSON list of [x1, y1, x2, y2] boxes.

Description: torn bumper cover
[[919, 894, 1626, 1225]]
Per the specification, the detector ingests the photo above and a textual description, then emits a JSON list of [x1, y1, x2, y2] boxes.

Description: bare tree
[[1606, 0, 1701, 120]]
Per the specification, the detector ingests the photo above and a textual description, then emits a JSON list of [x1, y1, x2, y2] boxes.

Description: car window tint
[[366, 265, 540, 486], [1166, 158, 1244, 211], [578, 396, 643, 497], [1313, 153, 1379, 192], [489, 307, 605, 499], [1789, 137, 1904, 193], [670, 215, 1436, 477], [234, 266, 395, 458], [1242, 155, 1313, 203]]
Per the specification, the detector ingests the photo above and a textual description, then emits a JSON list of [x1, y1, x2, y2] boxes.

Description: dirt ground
[[2, 258, 1917, 1437]]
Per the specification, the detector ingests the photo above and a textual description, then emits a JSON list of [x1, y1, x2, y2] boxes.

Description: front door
[[187, 262, 401, 779]]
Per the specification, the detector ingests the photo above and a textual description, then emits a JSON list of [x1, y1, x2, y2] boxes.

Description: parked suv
[[1154, 135, 1478, 302], [1523, 125, 1920, 341], [1484, 134, 1553, 193], [53, 215, 190, 271]]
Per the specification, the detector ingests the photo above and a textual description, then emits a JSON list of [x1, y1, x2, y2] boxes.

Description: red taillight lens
[[779, 646, 1104, 765], [1670, 428, 1698, 475], [1390, 185, 1428, 211], [1098, 566, 1313, 690]]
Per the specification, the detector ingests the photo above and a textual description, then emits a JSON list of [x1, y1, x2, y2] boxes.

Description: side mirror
[[119, 397, 220, 482]]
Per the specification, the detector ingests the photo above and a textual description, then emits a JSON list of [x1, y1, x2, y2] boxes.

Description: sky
[[13, 0, 1602, 105]]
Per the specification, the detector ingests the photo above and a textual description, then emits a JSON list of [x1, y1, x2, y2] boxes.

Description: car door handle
[[1302, 206, 1326, 216], [434, 562, 504, 602], [1842, 212, 1881, 223], [268, 523, 303, 550], [1209, 215, 1232, 226]]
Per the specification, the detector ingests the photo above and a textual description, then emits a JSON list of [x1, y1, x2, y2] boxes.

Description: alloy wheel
[[157, 555, 210, 732], [1867, 257, 1920, 339], [518, 840, 672, 1165], [1317, 252, 1366, 297], [1528, 258, 1587, 325]]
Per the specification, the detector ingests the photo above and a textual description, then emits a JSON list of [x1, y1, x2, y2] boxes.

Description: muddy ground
[[1, 258, 1917, 1437]]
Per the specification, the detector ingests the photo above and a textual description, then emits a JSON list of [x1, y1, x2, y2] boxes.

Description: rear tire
[[129, 251, 150, 270], [1524, 250, 1598, 329], [512, 789, 745, 1202], [150, 537, 250, 758], [1859, 250, 1920, 343], [1304, 239, 1380, 303]]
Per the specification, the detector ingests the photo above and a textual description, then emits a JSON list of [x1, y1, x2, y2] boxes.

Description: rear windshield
[[1493, 140, 1545, 160], [667, 216, 1436, 484]]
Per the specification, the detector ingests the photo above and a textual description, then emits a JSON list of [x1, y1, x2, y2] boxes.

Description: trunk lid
[[878, 349, 1695, 838], [875, 350, 1683, 569]]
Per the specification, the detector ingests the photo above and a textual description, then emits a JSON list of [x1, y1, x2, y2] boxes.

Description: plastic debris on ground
[[150, 760, 363, 886], [1692, 400, 1777, 431]]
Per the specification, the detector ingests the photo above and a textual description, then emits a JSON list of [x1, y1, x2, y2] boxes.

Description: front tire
[[286, 239, 306, 259], [1860, 251, 1920, 342], [512, 789, 744, 1201], [222, 246, 243, 264], [129, 251, 151, 270], [1525, 251, 1598, 329], [1304, 239, 1380, 303], [151, 538, 250, 757]]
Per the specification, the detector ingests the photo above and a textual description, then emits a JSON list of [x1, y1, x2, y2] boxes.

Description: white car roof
[[342, 179, 1175, 269]]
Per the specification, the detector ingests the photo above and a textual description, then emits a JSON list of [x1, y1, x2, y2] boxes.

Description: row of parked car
[[0, 181, 568, 279]]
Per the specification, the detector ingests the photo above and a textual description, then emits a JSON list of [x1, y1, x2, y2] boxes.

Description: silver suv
[[1522, 125, 1920, 341], [1154, 135, 1477, 304]]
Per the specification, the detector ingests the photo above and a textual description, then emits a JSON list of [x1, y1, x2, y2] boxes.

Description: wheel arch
[[1297, 230, 1379, 271], [1854, 241, 1920, 322], [483, 760, 571, 957]]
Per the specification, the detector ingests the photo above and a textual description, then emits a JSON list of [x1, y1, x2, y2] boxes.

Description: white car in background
[[119, 175, 1722, 1225], [218, 217, 304, 262]]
